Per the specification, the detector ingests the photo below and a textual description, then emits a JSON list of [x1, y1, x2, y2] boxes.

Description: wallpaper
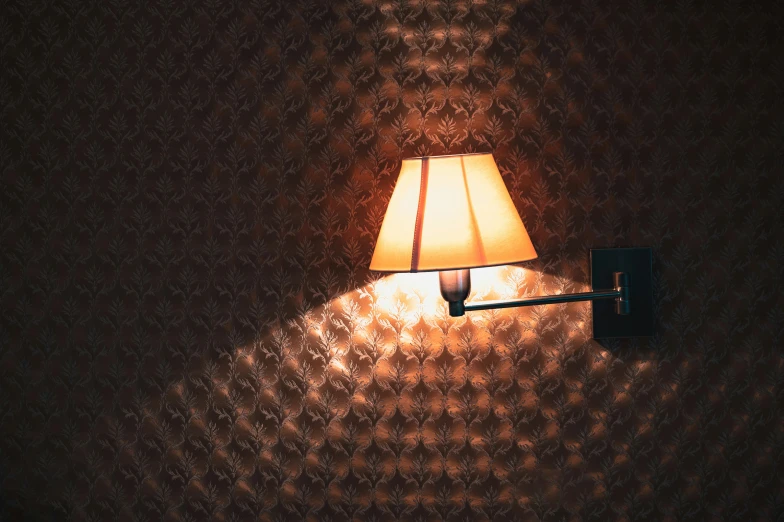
[[1, 0, 783, 520]]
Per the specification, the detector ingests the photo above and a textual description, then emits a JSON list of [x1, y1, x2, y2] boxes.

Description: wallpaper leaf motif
[[1, 0, 783, 521]]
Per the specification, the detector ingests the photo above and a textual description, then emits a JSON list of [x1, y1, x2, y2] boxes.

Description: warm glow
[[371, 265, 528, 317], [370, 153, 537, 272], [373, 271, 441, 316]]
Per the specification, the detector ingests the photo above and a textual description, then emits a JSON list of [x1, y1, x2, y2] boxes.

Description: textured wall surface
[[1, 0, 783, 520]]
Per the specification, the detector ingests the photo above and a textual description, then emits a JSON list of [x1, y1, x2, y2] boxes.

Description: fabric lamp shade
[[370, 153, 538, 272]]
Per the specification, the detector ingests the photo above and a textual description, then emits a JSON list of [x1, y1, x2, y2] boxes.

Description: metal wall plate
[[590, 247, 654, 338]]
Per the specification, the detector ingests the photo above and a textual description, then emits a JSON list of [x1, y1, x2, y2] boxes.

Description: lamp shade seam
[[410, 156, 429, 271]]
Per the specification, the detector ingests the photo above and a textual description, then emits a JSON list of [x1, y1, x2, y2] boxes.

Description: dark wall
[[2, 0, 782, 520]]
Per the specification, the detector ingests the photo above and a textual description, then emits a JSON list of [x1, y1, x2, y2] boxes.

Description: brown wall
[[1, 0, 782, 520]]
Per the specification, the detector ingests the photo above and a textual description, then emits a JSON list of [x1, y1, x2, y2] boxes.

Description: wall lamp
[[370, 153, 654, 338]]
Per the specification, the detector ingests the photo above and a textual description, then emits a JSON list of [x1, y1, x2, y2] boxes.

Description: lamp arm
[[441, 270, 630, 317], [464, 288, 620, 311]]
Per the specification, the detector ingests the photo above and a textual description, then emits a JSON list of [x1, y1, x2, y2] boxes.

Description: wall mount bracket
[[440, 247, 654, 338]]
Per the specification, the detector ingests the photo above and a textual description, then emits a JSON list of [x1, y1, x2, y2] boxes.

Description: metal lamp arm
[[441, 270, 630, 318]]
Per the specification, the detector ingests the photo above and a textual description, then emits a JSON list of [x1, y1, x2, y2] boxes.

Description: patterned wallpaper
[[1, 0, 783, 520]]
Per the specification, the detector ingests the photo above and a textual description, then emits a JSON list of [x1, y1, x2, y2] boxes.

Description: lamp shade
[[370, 152, 537, 272]]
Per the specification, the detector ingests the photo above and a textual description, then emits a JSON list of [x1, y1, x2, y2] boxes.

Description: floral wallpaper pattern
[[1, 0, 782, 520]]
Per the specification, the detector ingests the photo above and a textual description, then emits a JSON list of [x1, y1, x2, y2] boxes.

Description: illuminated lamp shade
[[370, 153, 537, 273]]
